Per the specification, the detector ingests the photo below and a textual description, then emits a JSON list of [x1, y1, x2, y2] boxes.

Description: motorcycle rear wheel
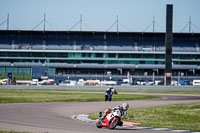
[[109, 117, 119, 129]]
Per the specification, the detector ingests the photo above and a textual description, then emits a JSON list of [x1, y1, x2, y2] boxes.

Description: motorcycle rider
[[101, 103, 129, 126], [104, 86, 113, 101]]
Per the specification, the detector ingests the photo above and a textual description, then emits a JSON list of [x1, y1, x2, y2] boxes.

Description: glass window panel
[[0, 52, 7, 57], [96, 53, 103, 58], [32, 52, 43, 57], [108, 53, 115, 58], [19, 52, 32, 57], [7, 52, 18, 57]]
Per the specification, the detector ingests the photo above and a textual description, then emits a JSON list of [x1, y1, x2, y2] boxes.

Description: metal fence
[[1, 85, 200, 91]]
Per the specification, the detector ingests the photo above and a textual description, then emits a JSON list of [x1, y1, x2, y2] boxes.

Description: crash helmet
[[109, 86, 113, 89], [122, 103, 129, 111]]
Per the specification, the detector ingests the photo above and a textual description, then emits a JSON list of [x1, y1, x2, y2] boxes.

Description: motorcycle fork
[[99, 112, 102, 118]]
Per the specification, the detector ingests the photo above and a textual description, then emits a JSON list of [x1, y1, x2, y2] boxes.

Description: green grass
[[85, 89, 200, 95], [2, 88, 200, 94], [70, 89, 200, 95], [116, 89, 200, 95], [89, 88, 200, 95], [22, 88, 200, 95], [0, 89, 158, 103], [89, 102, 200, 132]]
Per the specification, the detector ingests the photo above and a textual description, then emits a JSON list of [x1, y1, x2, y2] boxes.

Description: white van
[[0, 79, 8, 85], [193, 80, 200, 86], [101, 80, 117, 86], [60, 80, 77, 86]]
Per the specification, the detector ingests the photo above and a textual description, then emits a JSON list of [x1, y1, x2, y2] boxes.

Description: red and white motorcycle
[[96, 109, 123, 129]]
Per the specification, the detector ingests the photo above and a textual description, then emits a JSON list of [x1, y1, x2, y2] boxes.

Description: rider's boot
[[118, 121, 123, 126]]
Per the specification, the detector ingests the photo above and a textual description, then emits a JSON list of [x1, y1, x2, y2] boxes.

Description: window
[[19, 52, 32, 57], [95, 53, 103, 58], [108, 53, 116, 58], [7, 52, 19, 57]]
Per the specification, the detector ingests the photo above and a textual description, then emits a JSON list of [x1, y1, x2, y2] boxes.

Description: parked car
[[171, 80, 178, 86], [147, 80, 154, 85], [155, 80, 164, 85], [0, 79, 8, 85], [101, 80, 117, 86], [135, 79, 144, 85], [37, 79, 54, 85], [193, 80, 200, 86], [179, 80, 191, 85], [60, 80, 77, 86]]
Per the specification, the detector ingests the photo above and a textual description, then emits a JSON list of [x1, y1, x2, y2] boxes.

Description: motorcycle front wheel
[[96, 120, 102, 128], [109, 117, 119, 129]]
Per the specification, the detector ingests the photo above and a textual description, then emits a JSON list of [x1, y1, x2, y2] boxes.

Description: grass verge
[[1, 88, 200, 95], [0, 89, 158, 103], [116, 89, 200, 95], [89, 102, 200, 132]]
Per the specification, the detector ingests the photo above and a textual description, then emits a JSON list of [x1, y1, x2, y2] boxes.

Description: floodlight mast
[[80, 14, 82, 31], [69, 14, 83, 31], [180, 16, 200, 33], [107, 15, 119, 32], [143, 16, 163, 32], [117, 15, 119, 32], [0, 13, 9, 30], [153, 16, 155, 32], [32, 13, 48, 31], [44, 14, 46, 32], [7, 13, 9, 30], [189, 16, 191, 33]]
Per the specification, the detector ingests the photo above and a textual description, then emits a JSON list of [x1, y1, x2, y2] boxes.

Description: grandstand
[[0, 30, 200, 81]]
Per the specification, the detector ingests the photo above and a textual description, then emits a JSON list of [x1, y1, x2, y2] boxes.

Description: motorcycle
[[96, 109, 123, 129]]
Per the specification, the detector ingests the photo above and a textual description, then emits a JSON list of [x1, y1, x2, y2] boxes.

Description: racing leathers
[[102, 106, 127, 126], [104, 88, 113, 101], [114, 106, 127, 119]]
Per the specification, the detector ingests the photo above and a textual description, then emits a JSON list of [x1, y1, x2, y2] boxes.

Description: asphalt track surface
[[0, 93, 200, 133]]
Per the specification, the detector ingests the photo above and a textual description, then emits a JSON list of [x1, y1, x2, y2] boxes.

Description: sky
[[0, 0, 200, 33]]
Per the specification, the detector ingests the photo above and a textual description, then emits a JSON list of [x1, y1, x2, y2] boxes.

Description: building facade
[[0, 30, 200, 79]]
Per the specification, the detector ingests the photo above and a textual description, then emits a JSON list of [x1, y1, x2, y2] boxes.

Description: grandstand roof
[[0, 30, 200, 41]]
